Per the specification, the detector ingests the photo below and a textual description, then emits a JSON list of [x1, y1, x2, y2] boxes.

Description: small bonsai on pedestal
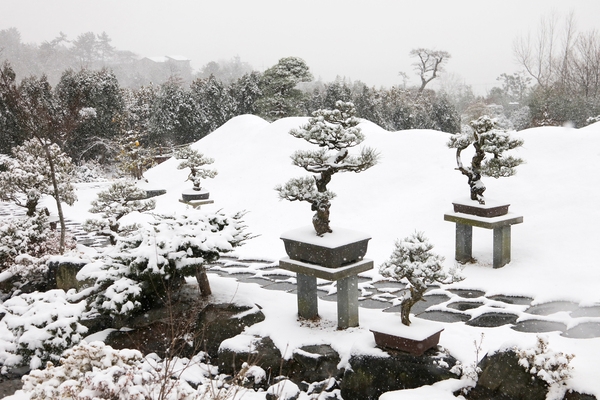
[[275, 101, 379, 236], [175, 146, 217, 191], [447, 115, 524, 205], [380, 232, 464, 326]]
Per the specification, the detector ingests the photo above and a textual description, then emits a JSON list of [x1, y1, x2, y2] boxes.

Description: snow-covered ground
[[13, 115, 600, 398]]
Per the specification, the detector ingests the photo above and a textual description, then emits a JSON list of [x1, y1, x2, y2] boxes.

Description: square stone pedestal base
[[279, 257, 373, 329]]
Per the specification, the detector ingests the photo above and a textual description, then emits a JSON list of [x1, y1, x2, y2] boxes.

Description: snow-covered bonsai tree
[[380, 232, 464, 326], [175, 146, 218, 191], [275, 101, 379, 236], [83, 180, 156, 245], [447, 115, 524, 204]]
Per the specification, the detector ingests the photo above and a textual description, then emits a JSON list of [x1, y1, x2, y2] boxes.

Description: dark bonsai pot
[[182, 188, 210, 202], [452, 198, 509, 218], [280, 226, 371, 268], [370, 319, 444, 356]]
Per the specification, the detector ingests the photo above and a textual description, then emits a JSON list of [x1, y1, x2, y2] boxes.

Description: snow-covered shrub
[[0, 211, 50, 271], [0, 138, 77, 216], [515, 335, 574, 387], [1, 289, 88, 370], [0, 211, 77, 286], [21, 341, 265, 400], [83, 180, 155, 245], [175, 146, 218, 191], [380, 231, 464, 326], [75, 159, 112, 183], [80, 209, 253, 317], [21, 341, 203, 400]]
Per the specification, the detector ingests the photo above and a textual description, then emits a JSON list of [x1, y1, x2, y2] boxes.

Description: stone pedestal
[[279, 257, 373, 329], [444, 210, 523, 268]]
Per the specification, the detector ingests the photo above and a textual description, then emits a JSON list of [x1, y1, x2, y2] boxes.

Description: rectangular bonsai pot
[[280, 226, 371, 268], [452, 198, 510, 218], [370, 319, 444, 356]]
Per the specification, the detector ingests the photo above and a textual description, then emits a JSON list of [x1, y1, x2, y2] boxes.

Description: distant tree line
[[3, 13, 600, 167]]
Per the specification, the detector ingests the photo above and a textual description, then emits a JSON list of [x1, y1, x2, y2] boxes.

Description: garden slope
[[141, 115, 600, 306]]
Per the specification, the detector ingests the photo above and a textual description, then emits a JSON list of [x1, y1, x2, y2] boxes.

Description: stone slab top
[[281, 226, 372, 249], [179, 199, 214, 205], [444, 212, 524, 229], [279, 257, 374, 281], [451, 197, 510, 209]]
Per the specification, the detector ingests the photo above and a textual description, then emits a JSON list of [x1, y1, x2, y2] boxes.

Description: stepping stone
[[562, 322, 600, 339], [511, 320, 567, 333], [370, 281, 406, 291], [260, 281, 297, 292], [262, 274, 293, 281], [525, 301, 579, 316], [447, 289, 486, 299], [359, 298, 390, 309], [570, 306, 600, 318], [447, 301, 484, 311], [383, 294, 452, 314], [488, 295, 533, 306], [417, 310, 470, 323], [466, 312, 519, 327]]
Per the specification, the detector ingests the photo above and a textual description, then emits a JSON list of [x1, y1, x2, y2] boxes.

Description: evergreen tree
[[380, 232, 463, 326], [276, 101, 379, 236], [55, 68, 124, 162], [84, 180, 155, 245], [256, 57, 313, 121], [175, 146, 217, 190], [448, 115, 524, 204], [0, 139, 76, 217], [149, 78, 196, 146]]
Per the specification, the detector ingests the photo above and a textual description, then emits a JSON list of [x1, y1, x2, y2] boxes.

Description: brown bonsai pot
[[370, 319, 444, 356], [452, 198, 510, 218], [280, 226, 371, 268]]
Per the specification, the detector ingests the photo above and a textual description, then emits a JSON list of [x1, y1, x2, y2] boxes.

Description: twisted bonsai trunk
[[400, 286, 426, 326]]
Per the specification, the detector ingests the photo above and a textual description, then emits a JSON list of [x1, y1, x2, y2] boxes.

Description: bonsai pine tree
[[448, 115, 524, 204], [380, 232, 463, 326], [175, 146, 217, 191], [84, 180, 156, 245], [276, 101, 379, 236]]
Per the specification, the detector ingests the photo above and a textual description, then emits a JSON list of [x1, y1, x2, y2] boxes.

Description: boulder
[[340, 347, 459, 400]]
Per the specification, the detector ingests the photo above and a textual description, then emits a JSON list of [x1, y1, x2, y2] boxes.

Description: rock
[[469, 350, 548, 400], [196, 303, 265, 358], [46, 260, 89, 291], [266, 379, 300, 400], [289, 345, 342, 383], [340, 347, 459, 400], [218, 335, 284, 385]]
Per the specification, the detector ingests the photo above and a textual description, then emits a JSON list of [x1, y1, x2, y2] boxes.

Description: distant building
[[136, 55, 192, 86]]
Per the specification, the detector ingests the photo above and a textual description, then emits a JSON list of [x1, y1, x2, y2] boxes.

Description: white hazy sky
[[2, 0, 600, 94]]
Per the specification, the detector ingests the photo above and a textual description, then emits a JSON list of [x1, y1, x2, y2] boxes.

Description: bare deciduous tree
[[409, 48, 451, 92]]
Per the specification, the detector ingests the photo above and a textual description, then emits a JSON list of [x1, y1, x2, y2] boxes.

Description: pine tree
[[175, 146, 217, 190], [380, 232, 463, 326], [276, 101, 379, 236], [84, 180, 155, 245], [448, 115, 524, 204], [0, 139, 76, 217]]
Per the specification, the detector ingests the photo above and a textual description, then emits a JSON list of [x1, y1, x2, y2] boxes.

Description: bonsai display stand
[[279, 257, 373, 329], [444, 211, 523, 268], [179, 198, 214, 209]]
